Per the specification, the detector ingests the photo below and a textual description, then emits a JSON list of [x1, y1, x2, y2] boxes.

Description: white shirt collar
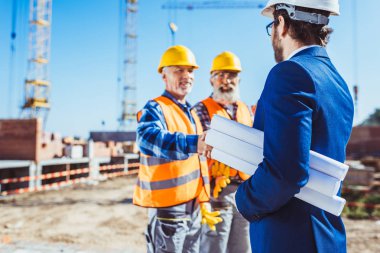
[[286, 45, 321, 60]]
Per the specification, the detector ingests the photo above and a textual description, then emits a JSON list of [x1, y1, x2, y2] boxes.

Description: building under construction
[[0, 0, 140, 197]]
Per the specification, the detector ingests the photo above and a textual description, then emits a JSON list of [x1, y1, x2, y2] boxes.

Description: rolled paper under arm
[[295, 187, 346, 216], [211, 148, 345, 216], [209, 115, 348, 181], [211, 148, 259, 175], [210, 146, 341, 197]]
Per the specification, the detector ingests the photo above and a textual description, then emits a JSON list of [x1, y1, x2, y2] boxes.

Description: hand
[[210, 160, 219, 177], [211, 161, 230, 177], [197, 131, 213, 158], [197, 133, 207, 155], [200, 202, 223, 231], [205, 144, 213, 159], [213, 176, 231, 198]]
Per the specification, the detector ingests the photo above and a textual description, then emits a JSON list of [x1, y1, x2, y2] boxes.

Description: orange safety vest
[[136, 110, 142, 122], [133, 96, 210, 208], [202, 97, 253, 181]]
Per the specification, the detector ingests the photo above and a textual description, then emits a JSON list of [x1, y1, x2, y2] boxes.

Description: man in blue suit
[[235, 1, 354, 252]]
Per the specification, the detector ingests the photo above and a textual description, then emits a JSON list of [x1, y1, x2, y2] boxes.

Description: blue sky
[[0, 0, 379, 137]]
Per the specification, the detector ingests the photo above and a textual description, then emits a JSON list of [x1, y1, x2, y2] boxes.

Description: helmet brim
[[261, 2, 340, 19], [158, 64, 199, 74]]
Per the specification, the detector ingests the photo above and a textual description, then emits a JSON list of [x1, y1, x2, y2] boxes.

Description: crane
[[21, 0, 53, 121], [119, 0, 138, 131], [162, 0, 266, 46], [162, 0, 266, 10]]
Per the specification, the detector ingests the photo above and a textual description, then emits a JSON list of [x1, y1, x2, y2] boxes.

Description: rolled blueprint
[[211, 148, 258, 175], [309, 151, 348, 181], [295, 187, 346, 216], [212, 148, 345, 216], [209, 115, 349, 180], [210, 114, 264, 148], [207, 129, 263, 165], [211, 147, 341, 197]]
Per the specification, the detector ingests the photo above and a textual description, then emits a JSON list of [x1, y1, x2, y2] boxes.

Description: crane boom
[[162, 1, 265, 10]]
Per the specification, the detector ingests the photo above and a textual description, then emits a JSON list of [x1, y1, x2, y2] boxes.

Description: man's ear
[[162, 72, 166, 82], [277, 15, 288, 38]]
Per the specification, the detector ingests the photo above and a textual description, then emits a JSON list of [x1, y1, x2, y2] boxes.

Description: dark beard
[[272, 28, 284, 63]]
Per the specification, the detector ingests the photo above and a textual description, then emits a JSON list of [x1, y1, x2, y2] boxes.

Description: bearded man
[[192, 51, 252, 253]]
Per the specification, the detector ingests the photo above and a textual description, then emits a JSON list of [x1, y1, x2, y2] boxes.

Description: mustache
[[218, 83, 236, 90], [179, 80, 193, 86], [213, 85, 240, 102]]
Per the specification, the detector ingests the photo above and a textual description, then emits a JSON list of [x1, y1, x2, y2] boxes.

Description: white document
[[209, 115, 348, 180], [210, 114, 264, 148], [211, 148, 259, 175], [211, 147, 341, 197], [309, 150, 348, 181], [212, 148, 345, 216], [207, 115, 348, 216], [295, 187, 346, 216], [206, 129, 263, 165]]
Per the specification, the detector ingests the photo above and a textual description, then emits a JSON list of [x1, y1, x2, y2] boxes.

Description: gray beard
[[212, 86, 240, 104]]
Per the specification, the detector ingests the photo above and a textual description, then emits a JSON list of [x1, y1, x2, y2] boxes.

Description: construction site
[[1, 0, 380, 252]]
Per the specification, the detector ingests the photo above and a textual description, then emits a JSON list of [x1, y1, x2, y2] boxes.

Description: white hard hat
[[262, 0, 340, 20]]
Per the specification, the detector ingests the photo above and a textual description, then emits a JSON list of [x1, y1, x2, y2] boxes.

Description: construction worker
[[192, 51, 252, 253], [234, 1, 354, 253], [133, 45, 222, 253]]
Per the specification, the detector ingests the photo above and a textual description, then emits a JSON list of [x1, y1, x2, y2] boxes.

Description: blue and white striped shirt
[[137, 91, 199, 160]]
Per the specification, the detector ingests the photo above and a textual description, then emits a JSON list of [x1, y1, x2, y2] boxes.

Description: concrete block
[[64, 146, 83, 159]]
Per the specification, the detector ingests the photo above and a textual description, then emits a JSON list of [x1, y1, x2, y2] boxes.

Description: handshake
[[198, 135, 231, 231], [197, 132, 211, 157], [197, 132, 233, 198]]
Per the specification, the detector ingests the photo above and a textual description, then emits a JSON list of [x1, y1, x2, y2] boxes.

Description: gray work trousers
[[145, 199, 202, 253], [200, 184, 251, 253]]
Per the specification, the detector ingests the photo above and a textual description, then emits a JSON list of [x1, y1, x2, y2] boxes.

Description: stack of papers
[[205, 115, 349, 216]]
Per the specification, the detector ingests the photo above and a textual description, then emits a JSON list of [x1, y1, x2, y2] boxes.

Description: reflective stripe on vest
[[137, 169, 200, 191], [133, 96, 210, 208], [202, 97, 253, 181], [137, 166, 210, 191]]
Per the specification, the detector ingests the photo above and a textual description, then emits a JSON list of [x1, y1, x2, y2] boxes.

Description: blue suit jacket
[[235, 47, 354, 253]]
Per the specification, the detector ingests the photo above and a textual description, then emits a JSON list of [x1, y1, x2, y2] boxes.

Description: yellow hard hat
[[158, 45, 199, 73], [210, 51, 242, 73]]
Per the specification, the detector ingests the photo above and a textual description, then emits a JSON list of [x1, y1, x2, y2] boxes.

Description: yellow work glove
[[210, 160, 219, 177], [200, 202, 223, 231], [211, 161, 231, 178], [211, 162, 231, 198], [213, 176, 231, 198], [221, 163, 230, 178]]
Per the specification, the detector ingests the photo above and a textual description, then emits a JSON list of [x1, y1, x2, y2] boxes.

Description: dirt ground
[[0, 176, 379, 253]]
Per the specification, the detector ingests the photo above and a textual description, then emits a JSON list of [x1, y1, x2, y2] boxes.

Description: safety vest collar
[[202, 97, 252, 126]]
